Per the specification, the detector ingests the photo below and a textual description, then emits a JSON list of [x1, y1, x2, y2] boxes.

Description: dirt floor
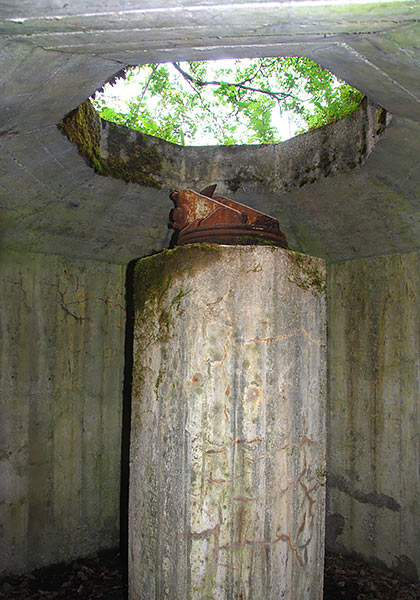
[[1, 550, 420, 599], [324, 553, 420, 600]]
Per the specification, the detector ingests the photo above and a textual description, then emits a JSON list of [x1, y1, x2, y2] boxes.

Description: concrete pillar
[[129, 244, 326, 600]]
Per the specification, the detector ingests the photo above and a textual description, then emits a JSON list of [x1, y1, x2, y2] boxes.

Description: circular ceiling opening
[[90, 57, 364, 147], [58, 56, 389, 192]]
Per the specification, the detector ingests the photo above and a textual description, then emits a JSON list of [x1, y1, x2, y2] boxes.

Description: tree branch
[[126, 63, 159, 125], [172, 62, 296, 103]]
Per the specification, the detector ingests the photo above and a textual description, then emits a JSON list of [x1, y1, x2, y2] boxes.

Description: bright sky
[[92, 58, 344, 145]]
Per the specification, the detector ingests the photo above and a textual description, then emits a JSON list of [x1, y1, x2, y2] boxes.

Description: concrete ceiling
[[1, 1, 420, 264]]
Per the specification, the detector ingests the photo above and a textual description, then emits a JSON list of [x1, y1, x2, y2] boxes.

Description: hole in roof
[[59, 56, 388, 191], [90, 57, 364, 147]]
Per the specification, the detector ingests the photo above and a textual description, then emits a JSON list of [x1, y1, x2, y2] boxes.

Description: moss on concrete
[[235, 235, 285, 247], [286, 249, 326, 297], [225, 168, 266, 193], [59, 101, 163, 188], [284, 99, 389, 191], [134, 244, 222, 339], [58, 100, 103, 173], [375, 106, 387, 135]]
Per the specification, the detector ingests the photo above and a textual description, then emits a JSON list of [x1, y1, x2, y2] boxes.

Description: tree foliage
[[91, 57, 363, 146]]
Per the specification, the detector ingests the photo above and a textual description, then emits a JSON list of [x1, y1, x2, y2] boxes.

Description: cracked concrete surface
[[0, 250, 126, 575], [130, 246, 326, 599]]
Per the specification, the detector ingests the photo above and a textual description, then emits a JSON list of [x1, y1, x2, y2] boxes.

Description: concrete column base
[[130, 244, 326, 600]]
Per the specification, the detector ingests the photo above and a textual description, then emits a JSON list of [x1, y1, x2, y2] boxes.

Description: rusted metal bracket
[[169, 185, 288, 247]]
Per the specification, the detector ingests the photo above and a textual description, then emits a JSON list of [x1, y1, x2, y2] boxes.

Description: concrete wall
[[3, 98, 392, 265], [3, 244, 420, 584], [327, 251, 420, 581], [0, 250, 126, 576]]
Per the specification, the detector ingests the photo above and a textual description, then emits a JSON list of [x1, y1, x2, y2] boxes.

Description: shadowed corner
[[119, 258, 138, 568]]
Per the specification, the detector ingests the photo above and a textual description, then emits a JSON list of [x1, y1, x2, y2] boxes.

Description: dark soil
[[324, 553, 420, 600], [1, 551, 420, 599], [0, 551, 127, 600]]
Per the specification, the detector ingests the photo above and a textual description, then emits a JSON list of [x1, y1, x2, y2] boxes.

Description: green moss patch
[[59, 100, 103, 172], [134, 244, 222, 341], [225, 169, 265, 193], [375, 106, 387, 136], [59, 101, 163, 188], [286, 250, 326, 297]]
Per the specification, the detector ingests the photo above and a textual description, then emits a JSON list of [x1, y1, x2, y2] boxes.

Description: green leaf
[[91, 57, 363, 146]]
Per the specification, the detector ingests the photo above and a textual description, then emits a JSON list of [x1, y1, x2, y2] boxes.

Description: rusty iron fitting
[[169, 186, 288, 248]]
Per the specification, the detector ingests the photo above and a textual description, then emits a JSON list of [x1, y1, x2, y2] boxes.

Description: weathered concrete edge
[[60, 97, 390, 194], [133, 244, 326, 314]]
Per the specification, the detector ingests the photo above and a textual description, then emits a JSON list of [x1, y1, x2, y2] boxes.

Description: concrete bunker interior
[[2, 0, 420, 596]]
